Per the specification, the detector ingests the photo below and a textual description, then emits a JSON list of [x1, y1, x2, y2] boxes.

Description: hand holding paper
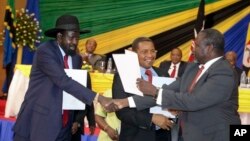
[[136, 78, 158, 97], [113, 50, 142, 96], [152, 114, 174, 130]]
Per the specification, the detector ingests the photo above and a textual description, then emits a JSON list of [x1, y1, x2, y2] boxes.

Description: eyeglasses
[[138, 50, 157, 55]]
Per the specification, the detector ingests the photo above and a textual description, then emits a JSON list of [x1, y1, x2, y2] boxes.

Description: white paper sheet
[[150, 106, 176, 118], [150, 76, 176, 118], [113, 50, 142, 96], [152, 76, 176, 87], [62, 69, 87, 110]]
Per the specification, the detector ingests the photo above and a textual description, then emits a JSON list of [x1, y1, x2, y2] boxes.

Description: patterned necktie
[[170, 65, 176, 78], [62, 55, 69, 127], [188, 65, 204, 93], [145, 69, 152, 83]]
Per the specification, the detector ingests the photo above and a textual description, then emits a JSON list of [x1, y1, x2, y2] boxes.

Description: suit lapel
[[50, 40, 65, 68], [72, 56, 77, 69]]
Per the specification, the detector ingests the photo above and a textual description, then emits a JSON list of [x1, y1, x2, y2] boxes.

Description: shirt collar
[[171, 62, 181, 68], [202, 56, 223, 70]]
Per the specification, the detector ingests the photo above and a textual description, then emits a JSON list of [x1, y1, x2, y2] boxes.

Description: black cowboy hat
[[44, 14, 90, 37]]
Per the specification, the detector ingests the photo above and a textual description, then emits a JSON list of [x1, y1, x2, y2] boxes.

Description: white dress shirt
[[168, 62, 181, 78]]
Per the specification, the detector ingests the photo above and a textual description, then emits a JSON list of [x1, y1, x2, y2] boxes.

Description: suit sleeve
[[36, 47, 95, 105], [132, 95, 156, 110], [112, 73, 153, 130]]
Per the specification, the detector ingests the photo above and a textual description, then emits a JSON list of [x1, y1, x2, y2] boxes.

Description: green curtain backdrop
[[39, 0, 217, 39]]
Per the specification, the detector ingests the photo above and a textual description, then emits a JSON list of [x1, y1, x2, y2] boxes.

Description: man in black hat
[[13, 14, 117, 141]]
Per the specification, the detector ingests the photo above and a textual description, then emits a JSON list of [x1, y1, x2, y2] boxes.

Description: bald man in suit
[[159, 48, 187, 78], [81, 39, 106, 70]]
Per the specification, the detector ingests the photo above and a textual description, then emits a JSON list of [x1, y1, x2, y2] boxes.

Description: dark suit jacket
[[112, 67, 170, 141], [159, 58, 241, 141], [159, 61, 187, 77], [13, 40, 96, 141]]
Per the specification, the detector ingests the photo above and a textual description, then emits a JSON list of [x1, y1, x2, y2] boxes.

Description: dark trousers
[[56, 121, 72, 141], [156, 129, 172, 141]]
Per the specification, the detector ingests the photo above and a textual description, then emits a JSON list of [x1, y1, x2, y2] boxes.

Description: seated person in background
[[225, 51, 242, 85], [81, 38, 106, 69], [95, 89, 121, 141], [71, 73, 96, 141], [159, 48, 187, 78]]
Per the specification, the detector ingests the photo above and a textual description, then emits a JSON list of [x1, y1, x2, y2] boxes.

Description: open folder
[[113, 50, 143, 96], [62, 69, 87, 110]]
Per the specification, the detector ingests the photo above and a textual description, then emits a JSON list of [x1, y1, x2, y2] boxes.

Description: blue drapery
[[224, 14, 250, 68]]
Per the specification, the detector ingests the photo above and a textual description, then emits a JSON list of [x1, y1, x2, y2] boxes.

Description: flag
[[243, 40, 250, 75], [188, 0, 205, 62], [22, 0, 40, 64], [3, 0, 16, 67], [2, 0, 16, 94]]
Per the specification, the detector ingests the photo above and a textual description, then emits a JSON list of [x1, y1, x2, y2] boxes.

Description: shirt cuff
[[128, 96, 136, 108], [156, 89, 163, 105]]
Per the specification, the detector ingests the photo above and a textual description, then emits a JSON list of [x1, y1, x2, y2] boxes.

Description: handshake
[[97, 95, 128, 112], [97, 95, 175, 130]]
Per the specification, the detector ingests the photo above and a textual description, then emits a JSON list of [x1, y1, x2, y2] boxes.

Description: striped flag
[[2, 0, 16, 94], [188, 0, 205, 62], [243, 40, 250, 75], [3, 0, 16, 67]]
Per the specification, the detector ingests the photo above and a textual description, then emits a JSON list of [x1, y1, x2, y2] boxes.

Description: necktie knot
[[145, 69, 152, 83]]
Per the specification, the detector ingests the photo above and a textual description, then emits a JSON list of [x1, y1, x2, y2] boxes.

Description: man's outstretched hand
[[113, 98, 129, 109], [97, 95, 119, 112]]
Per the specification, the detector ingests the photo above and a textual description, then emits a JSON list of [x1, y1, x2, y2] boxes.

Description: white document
[[63, 69, 87, 110], [150, 106, 176, 118], [150, 76, 176, 118], [152, 76, 176, 87], [113, 50, 143, 96]]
